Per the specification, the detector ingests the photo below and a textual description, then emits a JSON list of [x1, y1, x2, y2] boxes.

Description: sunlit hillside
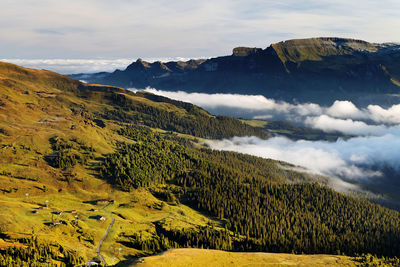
[[0, 62, 399, 266]]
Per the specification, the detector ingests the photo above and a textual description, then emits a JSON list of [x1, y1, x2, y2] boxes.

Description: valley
[[1, 61, 400, 266]]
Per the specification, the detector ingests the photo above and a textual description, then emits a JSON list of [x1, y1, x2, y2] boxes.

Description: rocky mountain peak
[[232, 47, 262, 57]]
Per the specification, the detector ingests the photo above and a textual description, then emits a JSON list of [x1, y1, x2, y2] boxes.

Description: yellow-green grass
[[0, 170, 220, 261], [240, 119, 268, 128], [0, 126, 216, 262], [271, 38, 378, 64], [132, 248, 358, 267], [0, 61, 227, 264]]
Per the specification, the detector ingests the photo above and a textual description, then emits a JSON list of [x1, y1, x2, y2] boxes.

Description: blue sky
[[1, 0, 400, 72]]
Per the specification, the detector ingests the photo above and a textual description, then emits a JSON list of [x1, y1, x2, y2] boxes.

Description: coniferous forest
[[100, 125, 400, 257], [101, 91, 269, 139]]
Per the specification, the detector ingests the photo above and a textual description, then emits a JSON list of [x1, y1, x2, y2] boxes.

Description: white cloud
[[207, 136, 349, 177], [326, 100, 365, 119], [326, 101, 400, 124], [143, 88, 290, 111], [367, 104, 400, 124], [304, 115, 390, 135]]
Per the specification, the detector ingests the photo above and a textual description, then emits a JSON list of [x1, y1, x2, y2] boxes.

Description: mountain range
[[71, 37, 400, 106]]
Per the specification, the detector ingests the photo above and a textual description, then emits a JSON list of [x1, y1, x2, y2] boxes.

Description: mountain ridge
[[70, 37, 400, 106]]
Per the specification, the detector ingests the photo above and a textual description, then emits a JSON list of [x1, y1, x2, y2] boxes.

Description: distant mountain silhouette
[[70, 37, 400, 105]]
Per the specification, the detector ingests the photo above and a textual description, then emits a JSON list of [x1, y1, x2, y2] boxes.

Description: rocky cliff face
[[70, 37, 400, 105]]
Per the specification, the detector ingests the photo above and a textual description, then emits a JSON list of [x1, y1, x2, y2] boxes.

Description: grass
[[0, 171, 219, 262], [0, 61, 226, 264], [132, 248, 358, 267], [271, 37, 378, 65], [240, 119, 268, 128]]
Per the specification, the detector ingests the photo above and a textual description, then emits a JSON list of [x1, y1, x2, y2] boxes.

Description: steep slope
[[1, 62, 400, 266], [0, 62, 268, 265], [71, 37, 400, 106]]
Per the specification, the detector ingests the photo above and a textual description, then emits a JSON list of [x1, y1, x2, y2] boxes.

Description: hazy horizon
[[1, 0, 400, 60], [0, 57, 202, 74]]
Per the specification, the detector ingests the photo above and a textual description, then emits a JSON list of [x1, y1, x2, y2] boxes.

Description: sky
[[1, 0, 400, 73]]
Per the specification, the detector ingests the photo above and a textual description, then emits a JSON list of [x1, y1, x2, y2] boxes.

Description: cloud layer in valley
[[141, 88, 400, 135], [206, 133, 400, 183]]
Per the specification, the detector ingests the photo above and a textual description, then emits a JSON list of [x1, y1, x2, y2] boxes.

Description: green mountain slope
[[1, 62, 400, 266], [271, 38, 379, 64]]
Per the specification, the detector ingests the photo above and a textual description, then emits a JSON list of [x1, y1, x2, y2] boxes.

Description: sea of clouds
[[142, 88, 400, 135], [134, 88, 400, 187], [206, 135, 400, 180]]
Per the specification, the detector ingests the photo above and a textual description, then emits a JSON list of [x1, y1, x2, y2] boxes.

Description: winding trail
[[96, 205, 115, 266]]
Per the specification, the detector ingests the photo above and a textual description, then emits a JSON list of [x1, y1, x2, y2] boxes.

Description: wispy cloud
[[34, 29, 64, 35], [304, 115, 392, 136], [1, 0, 400, 58]]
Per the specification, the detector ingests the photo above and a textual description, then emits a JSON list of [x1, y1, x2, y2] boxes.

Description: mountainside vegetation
[[103, 124, 400, 257], [1, 61, 400, 266], [103, 91, 268, 139]]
